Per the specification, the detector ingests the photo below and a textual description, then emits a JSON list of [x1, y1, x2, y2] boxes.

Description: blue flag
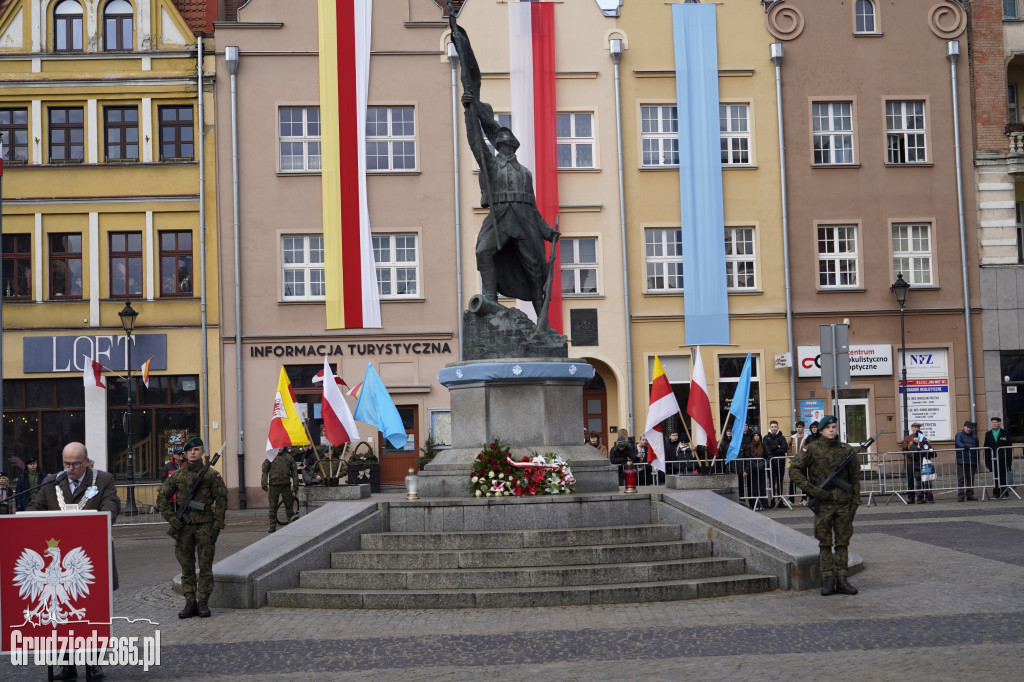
[[725, 353, 753, 463], [353, 363, 408, 450]]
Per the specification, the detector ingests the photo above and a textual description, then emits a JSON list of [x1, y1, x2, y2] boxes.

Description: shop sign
[[23, 334, 167, 373], [249, 341, 453, 358], [797, 344, 892, 377]]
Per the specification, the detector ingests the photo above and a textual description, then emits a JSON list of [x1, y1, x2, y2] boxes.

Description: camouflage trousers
[[813, 504, 856, 576], [267, 485, 295, 525], [176, 522, 218, 600]]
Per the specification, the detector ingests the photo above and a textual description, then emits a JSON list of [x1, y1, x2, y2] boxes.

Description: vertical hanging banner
[[508, 1, 562, 333], [318, 0, 381, 329], [672, 3, 730, 345]]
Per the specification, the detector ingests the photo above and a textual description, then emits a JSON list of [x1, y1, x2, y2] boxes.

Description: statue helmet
[[494, 127, 520, 152]]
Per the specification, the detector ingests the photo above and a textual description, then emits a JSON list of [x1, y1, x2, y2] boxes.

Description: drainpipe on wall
[[449, 41, 464, 362], [947, 40, 977, 422], [226, 45, 247, 508], [197, 36, 212, 454], [610, 37, 634, 437], [770, 42, 797, 427]]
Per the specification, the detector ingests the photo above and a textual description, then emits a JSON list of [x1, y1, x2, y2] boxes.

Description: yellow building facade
[[0, 0, 221, 485]]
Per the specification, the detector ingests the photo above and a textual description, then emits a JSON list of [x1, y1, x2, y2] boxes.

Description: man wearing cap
[[984, 417, 1013, 499], [157, 437, 227, 619], [262, 447, 300, 533], [954, 420, 979, 502], [14, 457, 45, 511], [901, 422, 931, 504], [790, 415, 861, 596]]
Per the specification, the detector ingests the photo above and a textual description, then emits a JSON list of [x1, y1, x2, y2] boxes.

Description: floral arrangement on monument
[[469, 440, 575, 497]]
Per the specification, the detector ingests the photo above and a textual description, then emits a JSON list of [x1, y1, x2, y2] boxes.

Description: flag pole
[[300, 419, 330, 481]]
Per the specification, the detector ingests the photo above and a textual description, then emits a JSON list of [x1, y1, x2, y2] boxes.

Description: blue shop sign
[[23, 334, 168, 373]]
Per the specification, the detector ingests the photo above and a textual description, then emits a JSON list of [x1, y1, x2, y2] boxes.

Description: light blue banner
[[673, 3, 730, 346], [725, 353, 753, 463]]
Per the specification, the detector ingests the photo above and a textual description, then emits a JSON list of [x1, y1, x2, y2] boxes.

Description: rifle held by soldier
[[168, 443, 225, 541], [807, 428, 884, 514]]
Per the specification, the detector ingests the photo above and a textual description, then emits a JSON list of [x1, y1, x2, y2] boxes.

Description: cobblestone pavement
[[4, 494, 1023, 680]]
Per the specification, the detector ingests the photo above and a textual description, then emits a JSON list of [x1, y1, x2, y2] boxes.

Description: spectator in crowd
[[747, 431, 768, 510], [954, 420, 979, 502], [164, 449, 184, 479], [789, 421, 808, 503], [984, 417, 1012, 499], [587, 432, 608, 458], [901, 422, 931, 504], [0, 471, 11, 514], [14, 457, 45, 511], [763, 420, 789, 508], [805, 421, 821, 446], [609, 435, 640, 485]]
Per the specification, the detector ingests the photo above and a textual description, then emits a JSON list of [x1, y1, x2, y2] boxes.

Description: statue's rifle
[[537, 215, 561, 333]]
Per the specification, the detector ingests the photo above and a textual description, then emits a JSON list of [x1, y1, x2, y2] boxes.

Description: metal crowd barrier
[[114, 482, 166, 525], [994, 445, 1023, 500]]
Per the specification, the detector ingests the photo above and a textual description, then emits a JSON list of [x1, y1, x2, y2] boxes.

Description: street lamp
[[118, 300, 139, 515], [890, 274, 911, 437]]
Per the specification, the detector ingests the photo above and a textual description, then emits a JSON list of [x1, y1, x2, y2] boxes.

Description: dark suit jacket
[[26, 468, 121, 589]]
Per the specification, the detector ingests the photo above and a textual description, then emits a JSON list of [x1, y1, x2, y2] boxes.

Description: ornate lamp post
[[118, 300, 139, 515], [890, 274, 911, 438]]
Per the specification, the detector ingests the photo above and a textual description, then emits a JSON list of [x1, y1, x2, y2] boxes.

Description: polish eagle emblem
[[13, 538, 95, 626]]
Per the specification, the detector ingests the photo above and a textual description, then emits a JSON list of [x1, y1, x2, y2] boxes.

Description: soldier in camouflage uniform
[[157, 436, 227, 618], [262, 448, 299, 533], [789, 415, 860, 596]]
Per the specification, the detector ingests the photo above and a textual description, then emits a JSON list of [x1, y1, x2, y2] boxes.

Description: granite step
[[297, 556, 747, 591], [359, 524, 682, 551], [267, 574, 779, 610], [330, 540, 712, 571]]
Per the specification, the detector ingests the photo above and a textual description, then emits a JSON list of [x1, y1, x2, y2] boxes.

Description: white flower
[[475, 490, 483, 497], [488, 471, 495, 478], [486, 492, 493, 497], [498, 473, 504, 479], [471, 476, 479, 483]]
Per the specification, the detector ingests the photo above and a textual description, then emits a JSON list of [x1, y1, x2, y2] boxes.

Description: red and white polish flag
[[687, 347, 719, 459], [508, 0, 562, 333], [82, 356, 105, 389], [319, 358, 359, 446]]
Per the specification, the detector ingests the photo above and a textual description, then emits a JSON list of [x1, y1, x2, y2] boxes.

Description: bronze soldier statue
[[449, 2, 559, 335], [789, 415, 861, 596], [158, 436, 228, 618]]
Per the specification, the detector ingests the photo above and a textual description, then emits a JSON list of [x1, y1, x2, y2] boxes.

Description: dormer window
[[54, 0, 83, 52], [104, 0, 134, 52]]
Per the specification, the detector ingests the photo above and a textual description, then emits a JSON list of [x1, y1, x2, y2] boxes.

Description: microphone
[[54, 470, 68, 484]]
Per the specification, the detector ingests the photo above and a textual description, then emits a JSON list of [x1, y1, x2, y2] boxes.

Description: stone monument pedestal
[[419, 360, 619, 497]]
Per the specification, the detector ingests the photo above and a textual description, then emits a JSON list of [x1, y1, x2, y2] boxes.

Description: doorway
[[838, 397, 870, 448], [583, 374, 607, 452], [378, 405, 418, 484]]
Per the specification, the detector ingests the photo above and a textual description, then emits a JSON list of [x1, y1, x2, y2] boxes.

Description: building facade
[[0, 0, 221, 482]]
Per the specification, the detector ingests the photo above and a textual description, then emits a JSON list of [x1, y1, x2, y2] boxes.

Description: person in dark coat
[[954, 420, 979, 502], [763, 420, 790, 507], [14, 457, 45, 511], [984, 417, 1013, 499], [609, 436, 640, 485]]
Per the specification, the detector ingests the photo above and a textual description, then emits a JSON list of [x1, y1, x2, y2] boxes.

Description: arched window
[[54, 0, 83, 52], [104, 0, 134, 51], [855, 0, 876, 33]]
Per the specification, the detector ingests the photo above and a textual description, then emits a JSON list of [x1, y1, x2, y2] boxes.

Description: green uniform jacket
[[262, 454, 299, 488], [789, 436, 861, 507], [157, 460, 228, 529]]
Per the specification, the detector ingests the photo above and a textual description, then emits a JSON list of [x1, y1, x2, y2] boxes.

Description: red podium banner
[[0, 511, 113, 656]]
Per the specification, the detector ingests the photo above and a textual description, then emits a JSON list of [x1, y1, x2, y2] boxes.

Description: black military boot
[[197, 600, 212, 618], [178, 599, 198, 619], [835, 575, 859, 595], [820, 574, 836, 596]]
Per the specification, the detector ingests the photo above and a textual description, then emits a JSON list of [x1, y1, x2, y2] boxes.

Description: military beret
[[184, 436, 204, 450], [818, 415, 838, 429]]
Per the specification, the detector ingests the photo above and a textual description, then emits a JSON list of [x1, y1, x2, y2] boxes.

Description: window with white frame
[[640, 105, 679, 168], [886, 100, 926, 164], [366, 106, 415, 171], [1010, 84, 1019, 124], [891, 223, 932, 286], [1005, 0, 1020, 20], [724, 227, 756, 290], [720, 104, 750, 166], [282, 235, 325, 300], [644, 228, 683, 293], [556, 113, 594, 169], [279, 108, 321, 172], [373, 234, 418, 298], [817, 225, 858, 288], [855, 0, 876, 33], [812, 101, 854, 165], [560, 237, 598, 295]]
